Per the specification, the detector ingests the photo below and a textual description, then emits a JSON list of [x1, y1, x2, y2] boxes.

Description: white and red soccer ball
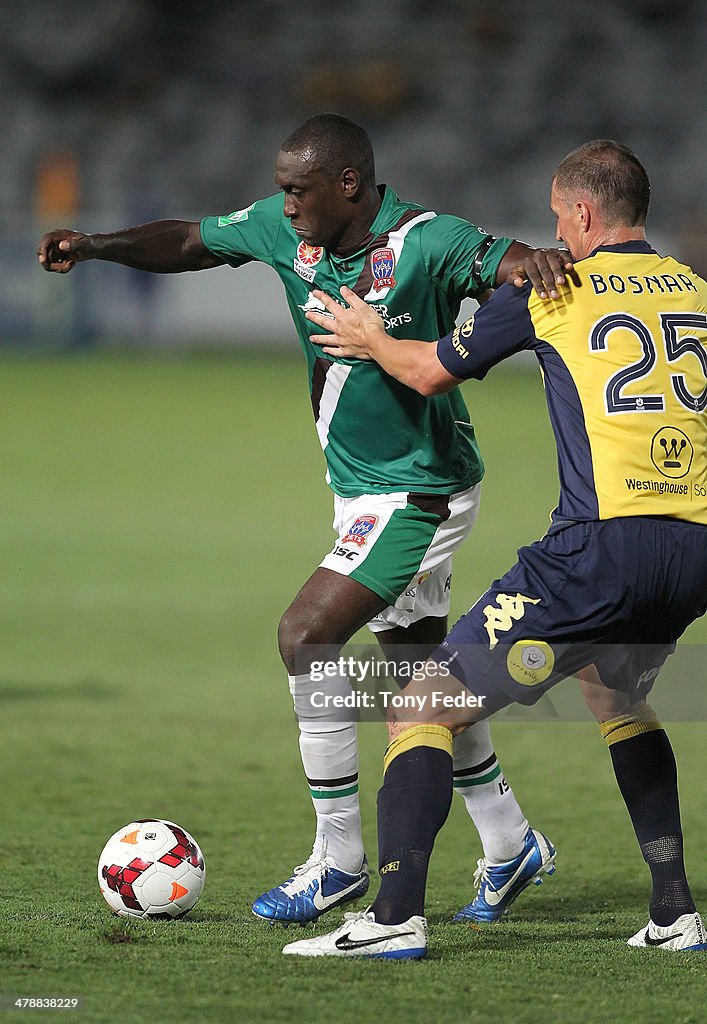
[[98, 819, 205, 919]]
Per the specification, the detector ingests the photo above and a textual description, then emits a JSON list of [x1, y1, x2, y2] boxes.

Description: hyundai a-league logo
[[296, 242, 323, 267], [294, 242, 324, 282], [341, 515, 378, 547], [371, 248, 396, 291]]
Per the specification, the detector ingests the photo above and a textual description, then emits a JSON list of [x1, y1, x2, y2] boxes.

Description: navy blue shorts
[[433, 517, 707, 710]]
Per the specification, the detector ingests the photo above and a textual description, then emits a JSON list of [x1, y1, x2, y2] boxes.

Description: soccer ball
[[98, 819, 205, 919]]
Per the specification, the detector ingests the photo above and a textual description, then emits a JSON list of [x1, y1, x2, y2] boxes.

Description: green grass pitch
[[1, 353, 705, 1024]]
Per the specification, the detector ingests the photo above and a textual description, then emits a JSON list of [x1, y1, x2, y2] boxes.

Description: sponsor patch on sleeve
[[217, 203, 256, 227]]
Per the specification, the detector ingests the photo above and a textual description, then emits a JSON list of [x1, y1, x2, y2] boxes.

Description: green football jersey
[[200, 186, 513, 496]]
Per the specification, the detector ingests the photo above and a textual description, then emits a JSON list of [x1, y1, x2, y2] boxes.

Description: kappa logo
[[342, 515, 378, 547], [483, 593, 540, 650], [371, 248, 397, 291]]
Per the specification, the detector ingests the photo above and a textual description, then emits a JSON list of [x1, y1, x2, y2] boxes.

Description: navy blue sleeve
[[437, 282, 538, 380]]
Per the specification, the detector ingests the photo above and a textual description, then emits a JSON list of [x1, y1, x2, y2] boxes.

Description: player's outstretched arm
[[307, 287, 461, 396], [37, 221, 225, 274], [497, 241, 573, 299]]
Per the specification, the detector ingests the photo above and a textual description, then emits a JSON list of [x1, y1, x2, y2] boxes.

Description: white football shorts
[[319, 484, 481, 631]]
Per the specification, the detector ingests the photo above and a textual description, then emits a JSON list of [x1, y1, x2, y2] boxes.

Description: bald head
[[280, 113, 376, 189]]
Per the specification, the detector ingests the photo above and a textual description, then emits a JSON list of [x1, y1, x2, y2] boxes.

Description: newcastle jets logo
[[483, 593, 540, 650], [650, 427, 693, 479], [371, 248, 397, 291], [342, 515, 378, 547]]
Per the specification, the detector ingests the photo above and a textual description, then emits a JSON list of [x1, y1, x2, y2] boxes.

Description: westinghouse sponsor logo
[[625, 478, 689, 495]]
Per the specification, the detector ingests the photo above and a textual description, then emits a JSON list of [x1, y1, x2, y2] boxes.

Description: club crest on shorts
[[342, 514, 378, 547], [371, 248, 397, 291]]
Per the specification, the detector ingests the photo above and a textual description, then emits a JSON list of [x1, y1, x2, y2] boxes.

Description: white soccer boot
[[627, 912, 707, 951], [282, 907, 428, 959]]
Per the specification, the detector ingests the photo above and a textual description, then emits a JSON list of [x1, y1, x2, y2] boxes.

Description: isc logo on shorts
[[342, 515, 378, 547]]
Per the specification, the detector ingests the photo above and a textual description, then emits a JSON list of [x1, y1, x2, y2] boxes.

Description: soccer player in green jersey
[[38, 113, 570, 926], [287, 140, 707, 958]]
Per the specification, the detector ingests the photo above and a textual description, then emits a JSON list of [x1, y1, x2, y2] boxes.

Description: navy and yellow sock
[[601, 708, 696, 926], [371, 725, 453, 925]]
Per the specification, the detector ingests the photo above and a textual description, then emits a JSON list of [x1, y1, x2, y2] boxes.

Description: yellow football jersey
[[438, 242, 707, 525]]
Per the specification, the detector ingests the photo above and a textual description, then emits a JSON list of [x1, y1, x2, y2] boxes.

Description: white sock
[[452, 721, 529, 863], [289, 672, 365, 874]]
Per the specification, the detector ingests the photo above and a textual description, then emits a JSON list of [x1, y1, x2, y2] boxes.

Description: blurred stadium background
[[3, 0, 705, 348]]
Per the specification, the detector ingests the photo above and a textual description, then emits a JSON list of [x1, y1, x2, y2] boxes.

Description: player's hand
[[306, 287, 386, 360], [37, 229, 94, 273], [509, 248, 573, 299]]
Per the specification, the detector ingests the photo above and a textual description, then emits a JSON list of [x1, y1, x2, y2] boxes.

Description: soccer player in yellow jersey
[[286, 140, 707, 958]]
